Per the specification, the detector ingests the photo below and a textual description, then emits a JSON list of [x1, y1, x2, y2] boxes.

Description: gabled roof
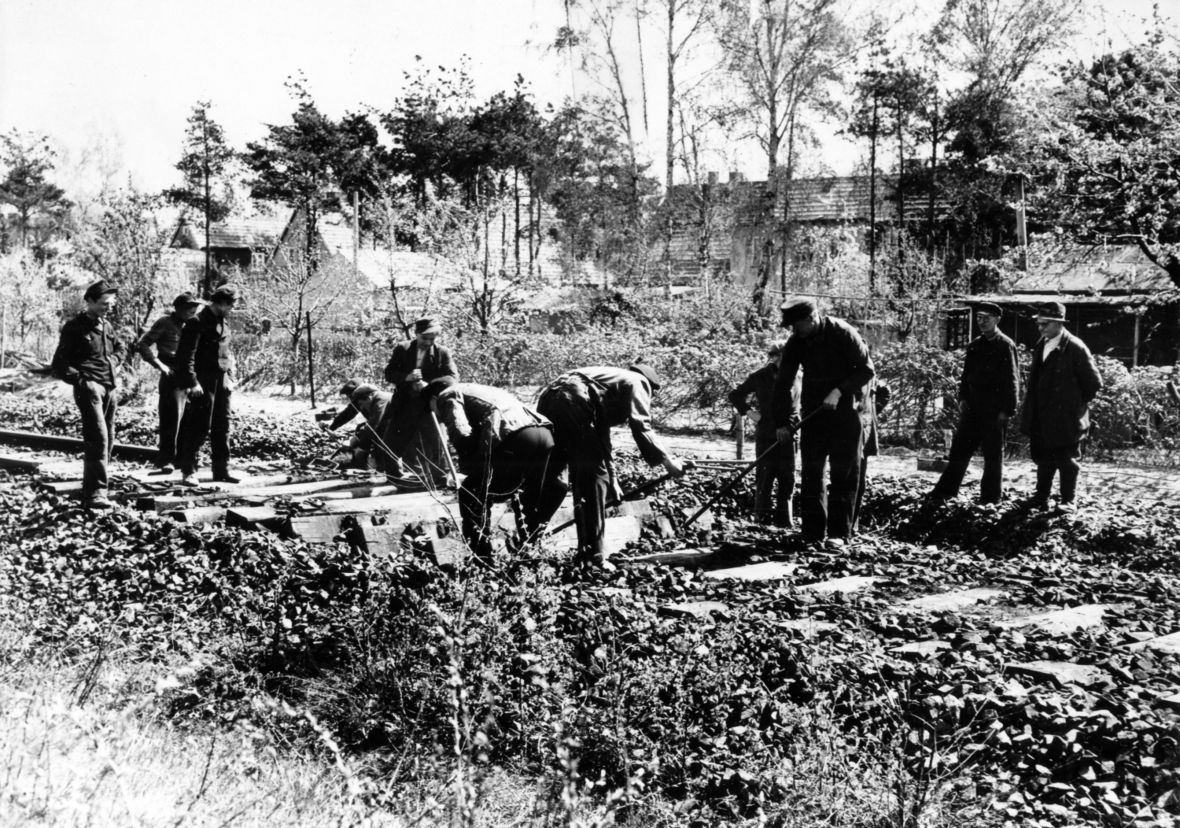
[[1013, 243, 1172, 294]]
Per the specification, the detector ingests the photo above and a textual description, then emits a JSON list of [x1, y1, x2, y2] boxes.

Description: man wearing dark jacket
[[930, 302, 1020, 504], [51, 279, 123, 509], [729, 341, 800, 526], [175, 285, 240, 487], [137, 292, 204, 473], [424, 378, 564, 558], [382, 317, 458, 483], [1019, 301, 1103, 513], [322, 379, 394, 472], [538, 362, 688, 568], [772, 298, 875, 545]]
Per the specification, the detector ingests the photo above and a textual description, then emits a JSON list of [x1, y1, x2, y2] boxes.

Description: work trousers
[[156, 373, 188, 467], [754, 427, 795, 526], [459, 425, 565, 557], [798, 406, 864, 541], [931, 410, 1008, 503], [179, 372, 231, 478], [382, 396, 448, 485], [1030, 434, 1082, 504], [537, 380, 610, 561], [74, 380, 117, 499]]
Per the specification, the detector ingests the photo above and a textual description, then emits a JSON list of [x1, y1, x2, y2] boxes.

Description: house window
[[945, 307, 970, 350]]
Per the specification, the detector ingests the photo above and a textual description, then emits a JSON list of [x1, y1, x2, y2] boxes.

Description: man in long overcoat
[[1018, 301, 1103, 513], [382, 317, 458, 484]]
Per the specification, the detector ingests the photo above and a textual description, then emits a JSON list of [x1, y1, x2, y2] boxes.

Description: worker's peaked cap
[[628, 362, 662, 391]]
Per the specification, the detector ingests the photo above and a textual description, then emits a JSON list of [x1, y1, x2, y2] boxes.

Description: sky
[[0, 0, 1174, 199]]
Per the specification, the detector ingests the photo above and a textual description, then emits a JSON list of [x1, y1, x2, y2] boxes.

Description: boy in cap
[[1018, 301, 1102, 513], [423, 377, 562, 559], [175, 284, 241, 486], [537, 361, 689, 568], [728, 341, 800, 526], [51, 279, 123, 509], [137, 292, 205, 473], [381, 317, 458, 484], [930, 302, 1020, 505], [772, 298, 875, 546]]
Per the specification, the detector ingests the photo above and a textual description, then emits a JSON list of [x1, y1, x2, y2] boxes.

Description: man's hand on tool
[[822, 388, 841, 410], [188, 383, 205, 399], [662, 456, 689, 478], [776, 425, 793, 443]]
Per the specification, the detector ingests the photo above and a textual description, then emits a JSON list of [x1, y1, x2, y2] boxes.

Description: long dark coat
[[1019, 329, 1103, 449]]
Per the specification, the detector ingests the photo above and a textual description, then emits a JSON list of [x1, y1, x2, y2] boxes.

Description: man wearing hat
[[1018, 301, 1102, 513], [728, 341, 800, 526], [137, 292, 205, 473], [381, 317, 459, 483], [321, 378, 394, 472], [772, 298, 875, 545], [174, 284, 241, 486], [930, 302, 1020, 504], [537, 362, 689, 568], [51, 279, 123, 509], [422, 377, 561, 559]]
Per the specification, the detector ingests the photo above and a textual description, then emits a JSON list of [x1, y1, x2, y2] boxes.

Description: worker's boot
[[1057, 467, 1079, 514]]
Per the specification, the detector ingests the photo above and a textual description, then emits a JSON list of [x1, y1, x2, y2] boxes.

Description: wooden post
[[352, 191, 359, 279], [306, 311, 316, 409], [735, 413, 745, 460], [0, 302, 6, 371], [1133, 313, 1141, 368]]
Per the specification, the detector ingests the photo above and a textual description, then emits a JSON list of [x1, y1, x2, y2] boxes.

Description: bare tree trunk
[[869, 92, 878, 294], [514, 168, 521, 277]]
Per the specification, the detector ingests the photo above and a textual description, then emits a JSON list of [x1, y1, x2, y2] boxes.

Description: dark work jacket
[[52, 312, 121, 389], [729, 362, 800, 437], [436, 383, 549, 470], [1019, 329, 1103, 449], [960, 331, 1020, 416], [772, 316, 875, 426], [136, 312, 186, 369], [174, 307, 233, 390], [383, 340, 458, 389]]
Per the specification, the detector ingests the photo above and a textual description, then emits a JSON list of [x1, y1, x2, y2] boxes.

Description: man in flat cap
[[772, 298, 875, 545], [930, 302, 1020, 504], [1019, 301, 1102, 513], [321, 378, 394, 472], [175, 284, 241, 486], [538, 361, 689, 568], [51, 279, 124, 509], [382, 317, 458, 484], [137, 292, 205, 473], [728, 340, 800, 526]]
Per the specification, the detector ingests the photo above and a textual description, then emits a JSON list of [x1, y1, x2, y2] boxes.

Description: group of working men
[[52, 276, 1103, 564], [727, 297, 1103, 545], [52, 279, 242, 510]]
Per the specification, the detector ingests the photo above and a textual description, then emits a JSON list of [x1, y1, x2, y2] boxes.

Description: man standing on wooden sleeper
[[51, 279, 123, 510], [137, 292, 205, 474], [772, 298, 875, 547], [175, 284, 241, 487]]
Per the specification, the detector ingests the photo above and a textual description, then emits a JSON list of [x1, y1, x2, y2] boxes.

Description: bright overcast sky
[[0, 0, 1172, 197]]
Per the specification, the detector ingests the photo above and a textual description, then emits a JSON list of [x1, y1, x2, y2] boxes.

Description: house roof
[[1011, 243, 1172, 294], [170, 214, 286, 252]]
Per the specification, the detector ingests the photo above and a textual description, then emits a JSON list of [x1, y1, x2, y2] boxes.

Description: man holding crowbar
[[771, 298, 876, 547]]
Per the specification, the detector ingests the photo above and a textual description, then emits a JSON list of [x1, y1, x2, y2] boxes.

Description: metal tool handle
[[430, 410, 462, 488], [679, 406, 822, 532]]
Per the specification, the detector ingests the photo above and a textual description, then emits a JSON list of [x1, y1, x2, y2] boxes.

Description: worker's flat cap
[[421, 376, 457, 402], [974, 302, 1002, 317], [415, 317, 441, 335], [627, 361, 662, 391], [173, 292, 206, 309], [780, 298, 816, 325], [210, 284, 240, 303], [83, 280, 118, 301], [339, 377, 363, 398]]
